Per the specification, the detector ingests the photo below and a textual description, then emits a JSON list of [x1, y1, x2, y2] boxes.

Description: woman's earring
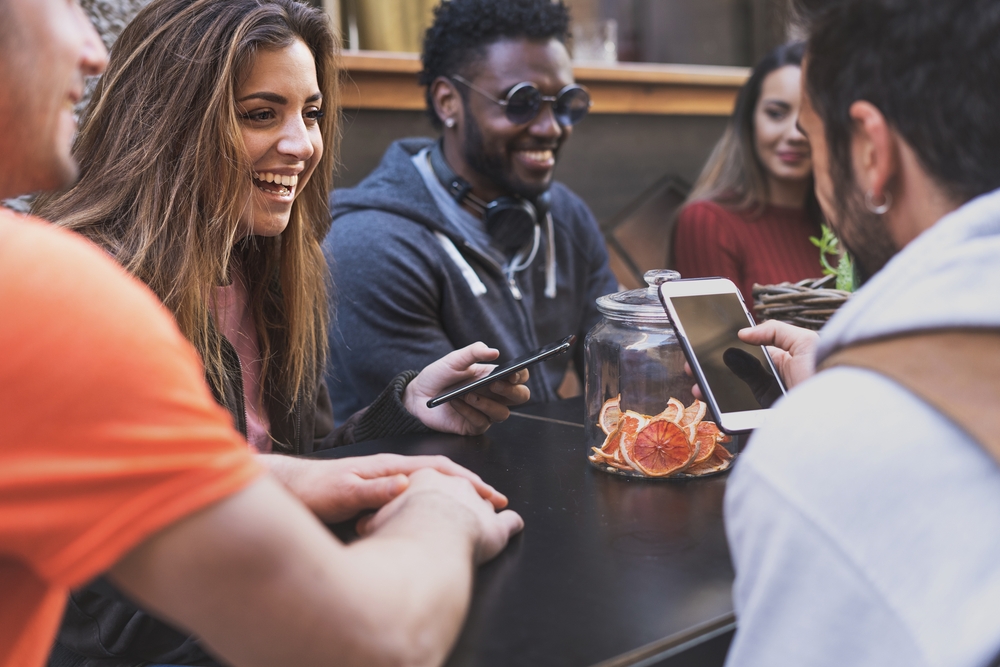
[[865, 189, 892, 215], [444, 117, 456, 129]]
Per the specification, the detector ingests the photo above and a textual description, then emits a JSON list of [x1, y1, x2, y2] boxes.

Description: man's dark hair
[[805, 0, 1000, 206], [419, 0, 570, 129], [789, 0, 837, 28]]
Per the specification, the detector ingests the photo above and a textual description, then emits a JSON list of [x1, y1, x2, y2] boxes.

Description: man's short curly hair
[[419, 0, 571, 129]]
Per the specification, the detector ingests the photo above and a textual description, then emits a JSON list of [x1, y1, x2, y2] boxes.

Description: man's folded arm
[[108, 471, 522, 667]]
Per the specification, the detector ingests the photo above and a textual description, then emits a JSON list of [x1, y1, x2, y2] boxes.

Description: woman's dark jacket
[[49, 334, 427, 667]]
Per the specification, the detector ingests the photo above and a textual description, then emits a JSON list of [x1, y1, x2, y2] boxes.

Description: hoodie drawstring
[[544, 211, 557, 299], [435, 232, 488, 296]]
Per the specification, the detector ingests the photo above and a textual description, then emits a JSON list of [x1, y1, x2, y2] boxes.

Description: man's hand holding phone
[[737, 320, 819, 390], [403, 342, 531, 436], [688, 320, 818, 401], [659, 278, 786, 432]]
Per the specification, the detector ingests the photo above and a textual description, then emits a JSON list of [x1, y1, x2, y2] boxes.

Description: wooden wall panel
[[338, 51, 748, 116]]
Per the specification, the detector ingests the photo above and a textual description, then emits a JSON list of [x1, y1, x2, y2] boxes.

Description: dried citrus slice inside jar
[[691, 421, 721, 464], [654, 397, 686, 424], [617, 411, 650, 469], [624, 419, 696, 477], [679, 399, 707, 427], [599, 425, 623, 458], [684, 449, 733, 475], [598, 395, 622, 435]]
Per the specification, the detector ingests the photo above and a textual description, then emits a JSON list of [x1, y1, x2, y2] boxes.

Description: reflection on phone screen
[[671, 294, 782, 411]]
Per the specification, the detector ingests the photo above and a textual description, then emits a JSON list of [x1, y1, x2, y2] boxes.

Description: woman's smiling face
[[235, 38, 323, 238], [753, 65, 812, 191]]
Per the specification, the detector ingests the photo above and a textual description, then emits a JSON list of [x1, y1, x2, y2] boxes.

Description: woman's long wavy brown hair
[[686, 41, 818, 219], [35, 0, 339, 408]]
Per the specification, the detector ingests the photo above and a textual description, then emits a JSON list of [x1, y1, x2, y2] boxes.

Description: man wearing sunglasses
[[324, 0, 618, 419]]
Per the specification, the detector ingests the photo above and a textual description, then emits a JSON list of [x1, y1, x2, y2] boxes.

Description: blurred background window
[[313, 0, 790, 66]]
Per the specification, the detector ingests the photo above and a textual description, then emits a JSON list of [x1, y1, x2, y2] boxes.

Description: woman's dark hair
[[806, 0, 1000, 208], [418, 0, 570, 129], [686, 41, 819, 220]]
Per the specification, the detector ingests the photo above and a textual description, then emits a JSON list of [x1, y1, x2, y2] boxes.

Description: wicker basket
[[752, 275, 851, 330]]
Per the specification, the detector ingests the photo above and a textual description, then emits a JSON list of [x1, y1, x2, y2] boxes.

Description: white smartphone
[[658, 278, 785, 433]]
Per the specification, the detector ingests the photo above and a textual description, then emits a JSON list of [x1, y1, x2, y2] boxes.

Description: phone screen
[[670, 293, 782, 413]]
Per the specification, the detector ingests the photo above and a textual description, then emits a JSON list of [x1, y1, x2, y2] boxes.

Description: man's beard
[[462, 109, 551, 201], [831, 185, 899, 287]]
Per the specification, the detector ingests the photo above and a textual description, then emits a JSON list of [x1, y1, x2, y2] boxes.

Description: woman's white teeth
[[253, 172, 298, 187]]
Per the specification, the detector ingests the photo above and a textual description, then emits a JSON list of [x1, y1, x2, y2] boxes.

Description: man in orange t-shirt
[[0, 2, 523, 667]]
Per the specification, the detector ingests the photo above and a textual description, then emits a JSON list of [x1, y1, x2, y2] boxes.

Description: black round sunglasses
[[451, 74, 592, 127]]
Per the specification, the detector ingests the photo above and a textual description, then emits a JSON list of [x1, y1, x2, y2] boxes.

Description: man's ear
[[431, 77, 463, 131], [849, 101, 898, 203]]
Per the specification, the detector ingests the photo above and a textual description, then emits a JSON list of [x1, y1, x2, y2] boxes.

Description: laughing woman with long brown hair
[[34, 1, 526, 665]]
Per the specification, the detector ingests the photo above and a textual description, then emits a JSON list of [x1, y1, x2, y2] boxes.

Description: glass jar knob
[[644, 269, 681, 294]]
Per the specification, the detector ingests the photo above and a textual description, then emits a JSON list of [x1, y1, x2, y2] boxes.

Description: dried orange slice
[[604, 457, 635, 472], [616, 411, 650, 469], [624, 419, 696, 477], [654, 397, 686, 423], [679, 399, 707, 428], [692, 421, 722, 463], [598, 395, 622, 435], [600, 426, 623, 459], [589, 446, 608, 463], [684, 449, 733, 475]]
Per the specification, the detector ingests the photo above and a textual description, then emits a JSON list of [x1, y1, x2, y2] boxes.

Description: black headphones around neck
[[429, 142, 550, 254]]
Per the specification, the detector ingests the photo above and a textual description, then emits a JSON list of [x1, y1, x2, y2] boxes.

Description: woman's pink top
[[673, 200, 823, 306], [211, 273, 272, 453]]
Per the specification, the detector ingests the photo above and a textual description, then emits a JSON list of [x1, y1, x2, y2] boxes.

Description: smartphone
[[658, 278, 785, 433], [426, 334, 576, 408]]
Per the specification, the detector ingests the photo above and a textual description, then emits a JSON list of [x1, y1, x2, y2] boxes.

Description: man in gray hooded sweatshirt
[[723, 0, 1000, 665], [324, 0, 618, 417]]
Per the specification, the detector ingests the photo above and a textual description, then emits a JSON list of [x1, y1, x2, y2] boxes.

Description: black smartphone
[[658, 278, 785, 433], [426, 334, 576, 408]]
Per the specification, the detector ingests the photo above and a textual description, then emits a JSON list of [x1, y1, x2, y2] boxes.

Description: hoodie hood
[[817, 187, 1000, 362], [331, 137, 561, 299], [331, 137, 448, 233]]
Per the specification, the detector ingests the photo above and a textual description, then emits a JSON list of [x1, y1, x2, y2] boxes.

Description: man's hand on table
[[356, 467, 525, 565], [260, 453, 509, 524], [403, 341, 531, 435]]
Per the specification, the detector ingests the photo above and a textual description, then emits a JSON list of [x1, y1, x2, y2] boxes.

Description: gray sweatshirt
[[725, 187, 1000, 667]]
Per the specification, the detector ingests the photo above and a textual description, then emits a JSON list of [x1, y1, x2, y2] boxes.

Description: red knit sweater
[[673, 200, 823, 307]]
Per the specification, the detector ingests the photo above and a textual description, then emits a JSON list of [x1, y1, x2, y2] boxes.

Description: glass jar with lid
[[584, 270, 736, 478]]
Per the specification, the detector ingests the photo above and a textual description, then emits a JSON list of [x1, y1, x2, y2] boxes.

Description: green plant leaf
[[836, 253, 855, 292], [809, 224, 855, 292], [809, 224, 840, 276]]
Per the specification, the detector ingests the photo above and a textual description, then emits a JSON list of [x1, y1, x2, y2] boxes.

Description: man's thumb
[[358, 474, 409, 509]]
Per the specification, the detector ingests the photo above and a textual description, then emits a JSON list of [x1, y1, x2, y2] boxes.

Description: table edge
[[589, 612, 736, 667]]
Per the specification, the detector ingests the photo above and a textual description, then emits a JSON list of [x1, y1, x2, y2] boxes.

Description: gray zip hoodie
[[323, 137, 618, 418], [725, 187, 1000, 666]]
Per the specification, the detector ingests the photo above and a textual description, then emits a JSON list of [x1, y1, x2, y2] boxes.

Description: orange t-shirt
[[0, 211, 263, 667]]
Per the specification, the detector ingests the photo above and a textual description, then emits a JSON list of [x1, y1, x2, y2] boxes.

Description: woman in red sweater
[[673, 41, 824, 306]]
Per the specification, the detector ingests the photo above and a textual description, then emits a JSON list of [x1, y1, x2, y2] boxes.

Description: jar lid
[[596, 269, 681, 322]]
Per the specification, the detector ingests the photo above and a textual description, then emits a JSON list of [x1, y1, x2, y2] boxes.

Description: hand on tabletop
[[404, 342, 531, 436], [738, 320, 818, 390], [259, 453, 508, 524], [356, 468, 524, 565]]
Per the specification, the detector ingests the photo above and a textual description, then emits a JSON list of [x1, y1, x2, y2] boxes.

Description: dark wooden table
[[313, 398, 736, 667]]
